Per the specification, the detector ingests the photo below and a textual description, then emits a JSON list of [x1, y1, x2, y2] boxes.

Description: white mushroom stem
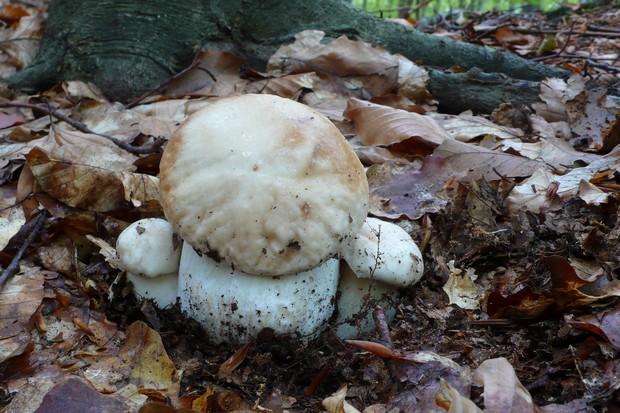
[[116, 218, 181, 307], [334, 264, 398, 340], [335, 217, 424, 339], [178, 242, 340, 344]]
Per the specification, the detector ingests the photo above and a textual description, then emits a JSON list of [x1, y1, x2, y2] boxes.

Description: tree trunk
[[6, 0, 569, 111]]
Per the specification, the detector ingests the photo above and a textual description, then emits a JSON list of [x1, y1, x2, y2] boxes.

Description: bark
[[6, 0, 569, 110]]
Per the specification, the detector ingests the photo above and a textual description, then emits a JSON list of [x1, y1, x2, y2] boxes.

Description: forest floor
[[1, 2, 620, 412]]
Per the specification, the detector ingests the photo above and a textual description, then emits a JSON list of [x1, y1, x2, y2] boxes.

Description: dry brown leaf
[[165, 48, 248, 97], [0, 3, 45, 77], [218, 341, 252, 377], [24, 146, 159, 213], [434, 138, 542, 181], [0, 126, 137, 169], [567, 303, 620, 350], [34, 377, 133, 413], [25, 146, 127, 212], [442, 261, 483, 310], [367, 158, 451, 219], [0, 267, 44, 363], [84, 321, 180, 402], [566, 80, 620, 152], [245, 72, 320, 99], [268, 30, 429, 100], [322, 385, 362, 413], [0, 184, 25, 250], [345, 98, 449, 147], [472, 358, 537, 413], [534, 75, 585, 122], [432, 113, 523, 142], [435, 379, 482, 413], [507, 145, 620, 212]]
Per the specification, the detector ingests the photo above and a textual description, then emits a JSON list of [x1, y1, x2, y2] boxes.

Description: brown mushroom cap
[[159, 94, 368, 276]]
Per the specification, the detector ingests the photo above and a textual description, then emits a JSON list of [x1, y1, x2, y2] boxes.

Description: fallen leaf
[[567, 304, 620, 350], [322, 385, 361, 413], [0, 184, 25, 250], [83, 321, 180, 402], [35, 377, 131, 413], [164, 48, 248, 97], [0, 267, 44, 362], [443, 261, 483, 310], [218, 341, 252, 377], [345, 98, 449, 147], [367, 157, 451, 219], [435, 379, 482, 413], [432, 113, 523, 142], [472, 358, 536, 413], [434, 138, 542, 181]]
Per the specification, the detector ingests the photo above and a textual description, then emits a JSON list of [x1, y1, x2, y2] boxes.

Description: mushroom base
[[178, 242, 340, 344], [127, 272, 178, 308], [334, 265, 398, 340]]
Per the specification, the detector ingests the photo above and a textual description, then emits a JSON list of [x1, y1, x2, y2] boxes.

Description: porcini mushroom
[[335, 217, 424, 339], [159, 94, 369, 343], [116, 218, 181, 307]]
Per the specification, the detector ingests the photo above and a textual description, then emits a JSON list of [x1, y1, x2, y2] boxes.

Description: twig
[[372, 306, 394, 348], [0, 101, 160, 155], [531, 22, 574, 62], [0, 209, 49, 291], [124, 60, 201, 109], [511, 26, 620, 38]]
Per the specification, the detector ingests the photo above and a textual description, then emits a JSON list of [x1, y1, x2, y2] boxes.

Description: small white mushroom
[[116, 218, 181, 307], [335, 217, 424, 339], [158, 94, 369, 343]]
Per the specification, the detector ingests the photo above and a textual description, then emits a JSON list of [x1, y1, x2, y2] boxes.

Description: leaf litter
[[1, 3, 620, 412]]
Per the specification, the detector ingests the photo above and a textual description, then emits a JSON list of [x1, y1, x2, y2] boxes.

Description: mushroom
[[158, 94, 369, 343], [335, 217, 424, 339], [116, 218, 182, 307]]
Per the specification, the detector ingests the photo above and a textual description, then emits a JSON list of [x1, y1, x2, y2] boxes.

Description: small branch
[[372, 306, 394, 348], [511, 26, 620, 38], [0, 209, 49, 291], [0, 101, 160, 155], [531, 22, 574, 62]]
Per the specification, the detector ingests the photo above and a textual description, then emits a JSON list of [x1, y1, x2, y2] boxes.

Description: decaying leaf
[[434, 138, 542, 182], [487, 256, 620, 320], [435, 379, 482, 413], [567, 303, 620, 350], [367, 157, 452, 219], [507, 145, 620, 213], [322, 385, 362, 413], [218, 341, 252, 377], [0, 267, 44, 363], [472, 358, 537, 413], [268, 30, 429, 100], [443, 261, 483, 310], [83, 321, 180, 402], [164, 48, 248, 97], [345, 98, 449, 147], [432, 113, 523, 142], [0, 184, 25, 250]]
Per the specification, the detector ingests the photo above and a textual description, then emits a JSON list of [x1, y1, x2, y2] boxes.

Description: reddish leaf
[[568, 305, 620, 350], [218, 341, 252, 376]]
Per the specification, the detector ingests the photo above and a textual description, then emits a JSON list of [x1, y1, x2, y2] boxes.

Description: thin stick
[[0, 209, 49, 291], [0, 101, 160, 155]]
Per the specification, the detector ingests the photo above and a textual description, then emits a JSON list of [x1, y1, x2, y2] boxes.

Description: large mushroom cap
[[160, 94, 368, 276]]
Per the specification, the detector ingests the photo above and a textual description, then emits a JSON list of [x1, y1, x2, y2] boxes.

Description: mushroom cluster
[[116, 94, 424, 344]]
